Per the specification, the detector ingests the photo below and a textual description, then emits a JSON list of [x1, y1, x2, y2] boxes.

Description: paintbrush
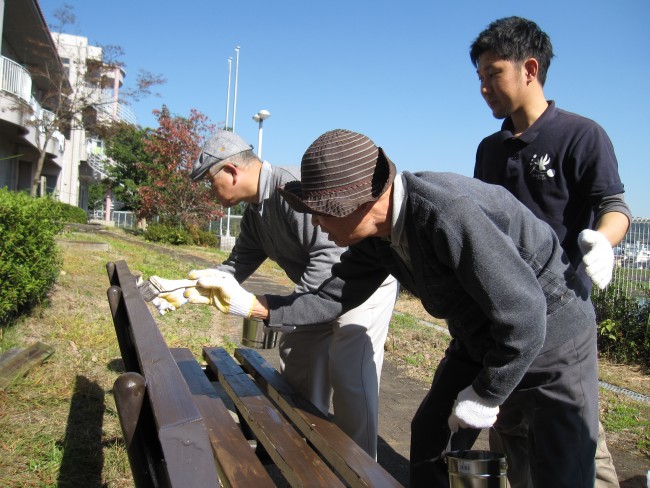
[[137, 275, 198, 302]]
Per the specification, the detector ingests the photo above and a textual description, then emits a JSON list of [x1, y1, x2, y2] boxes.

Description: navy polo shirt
[[474, 101, 625, 271]]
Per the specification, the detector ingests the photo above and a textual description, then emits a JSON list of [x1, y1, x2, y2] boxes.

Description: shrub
[[593, 285, 650, 368], [195, 229, 219, 248], [144, 223, 193, 245], [57, 202, 88, 223], [0, 190, 63, 325]]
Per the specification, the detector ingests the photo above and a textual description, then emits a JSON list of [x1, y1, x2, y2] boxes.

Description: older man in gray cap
[[196, 129, 600, 488], [179, 129, 398, 458]]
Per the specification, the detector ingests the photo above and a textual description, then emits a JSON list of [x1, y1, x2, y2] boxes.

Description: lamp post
[[232, 46, 240, 133], [252, 109, 271, 159], [224, 57, 232, 130]]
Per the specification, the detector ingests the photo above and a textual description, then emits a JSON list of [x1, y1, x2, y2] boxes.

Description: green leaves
[[0, 190, 63, 325]]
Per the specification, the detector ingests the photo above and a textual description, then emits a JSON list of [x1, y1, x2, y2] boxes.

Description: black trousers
[[409, 348, 482, 487]]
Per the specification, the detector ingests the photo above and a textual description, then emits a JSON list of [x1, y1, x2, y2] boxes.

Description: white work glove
[[183, 269, 224, 305], [190, 271, 257, 319], [188, 268, 222, 280], [448, 385, 499, 432], [578, 229, 614, 289], [151, 288, 189, 316], [183, 286, 210, 305]]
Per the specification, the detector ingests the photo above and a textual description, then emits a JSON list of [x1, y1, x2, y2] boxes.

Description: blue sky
[[39, 0, 650, 217]]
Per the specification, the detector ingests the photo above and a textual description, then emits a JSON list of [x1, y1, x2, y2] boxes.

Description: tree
[[99, 122, 153, 212], [137, 106, 223, 227], [18, 4, 165, 197]]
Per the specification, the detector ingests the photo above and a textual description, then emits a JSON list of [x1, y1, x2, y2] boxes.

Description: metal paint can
[[446, 450, 507, 488]]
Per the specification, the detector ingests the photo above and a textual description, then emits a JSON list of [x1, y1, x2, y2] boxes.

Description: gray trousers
[[278, 275, 398, 457], [410, 325, 599, 488], [490, 325, 599, 488]]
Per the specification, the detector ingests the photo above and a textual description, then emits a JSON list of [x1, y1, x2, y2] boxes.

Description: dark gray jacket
[[266, 172, 596, 405]]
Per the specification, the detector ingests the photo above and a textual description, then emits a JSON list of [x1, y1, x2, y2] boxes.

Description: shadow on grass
[[57, 375, 106, 487]]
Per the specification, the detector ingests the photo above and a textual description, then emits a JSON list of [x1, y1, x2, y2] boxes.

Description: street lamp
[[252, 109, 271, 159]]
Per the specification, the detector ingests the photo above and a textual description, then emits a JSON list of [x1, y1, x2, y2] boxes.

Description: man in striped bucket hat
[[215, 128, 598, 487]]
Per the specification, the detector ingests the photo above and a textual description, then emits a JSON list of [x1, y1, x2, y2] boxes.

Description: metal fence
[[90, 210, 243, 237], [90, 210, 136, 229], [208, 215, 243, 237], [609, 217, 650, 300]]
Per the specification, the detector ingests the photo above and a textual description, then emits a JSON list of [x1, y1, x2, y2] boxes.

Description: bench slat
[[235, 348, 404, 488], [171, 348, 275, 488], [108, 260, 220, 488], [203, 347, 345, 488]]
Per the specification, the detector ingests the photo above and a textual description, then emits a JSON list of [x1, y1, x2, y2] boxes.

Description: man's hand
[[578, 229, 615, 289], [151, 288, 188, 316], [188, 268, 222, 280], [448, 385, 499, 432], [183, 286, 212, 305], [192, 271, 257, 318]]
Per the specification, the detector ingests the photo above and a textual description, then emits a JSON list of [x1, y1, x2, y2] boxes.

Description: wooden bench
[[106, 259, 403, 488]]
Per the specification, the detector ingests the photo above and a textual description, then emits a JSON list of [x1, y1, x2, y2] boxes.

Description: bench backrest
[[106, 260, 219, 488]]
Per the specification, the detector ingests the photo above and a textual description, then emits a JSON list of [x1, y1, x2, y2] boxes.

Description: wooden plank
[[0, 348, 23, 369], [235, 348, 404, 488], [170, 348, 275, 488], [203, 346, 345, 488], [110, 260, 220, 488], [0, 342, 54, 390]]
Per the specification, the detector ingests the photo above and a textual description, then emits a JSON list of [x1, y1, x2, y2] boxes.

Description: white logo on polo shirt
[[528, 154, 555, 180]]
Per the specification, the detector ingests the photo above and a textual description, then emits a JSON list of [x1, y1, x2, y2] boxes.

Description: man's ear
[[523, 58, 539, 83], [221, 163, 238, 182]]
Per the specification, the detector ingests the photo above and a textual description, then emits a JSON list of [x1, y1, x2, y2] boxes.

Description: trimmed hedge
[[144, 222, 219, 247], [58, 202, 88, 223], [0, 190, 64, 326]]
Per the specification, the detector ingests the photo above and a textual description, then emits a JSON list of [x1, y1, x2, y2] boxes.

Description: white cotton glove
[[448, 385, 499, 432], [188, 268, 222, 280], [578, 229, 615, 290], [151, 288, 189, 316], [183, 286, 213, 305], [194, 272, 257, 319]]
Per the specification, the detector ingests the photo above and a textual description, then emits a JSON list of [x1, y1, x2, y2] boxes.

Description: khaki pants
[[278, 275, 398, 458]]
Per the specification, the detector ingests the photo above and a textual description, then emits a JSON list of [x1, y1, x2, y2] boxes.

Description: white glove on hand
[[188, 268, 222, 280], [448, 385, 499, 432], [151, 288, 189, 316], [195, 272, 257, 319], [578, 229, 614, 289], [183, 286, 212, 305]]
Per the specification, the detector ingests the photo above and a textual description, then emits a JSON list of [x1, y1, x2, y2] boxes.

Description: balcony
[[0, 55, 64, 157], [1, 56, 32, 103], [88, 86, 136, 126]]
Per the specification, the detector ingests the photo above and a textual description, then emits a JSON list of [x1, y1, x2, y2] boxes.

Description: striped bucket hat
[[278, 129, 396, 217]]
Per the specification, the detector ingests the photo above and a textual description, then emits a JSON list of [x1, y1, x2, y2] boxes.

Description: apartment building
[[0, 0, 135, 210]]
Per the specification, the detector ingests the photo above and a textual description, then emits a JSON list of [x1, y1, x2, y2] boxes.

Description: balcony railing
[[87, 86, 137, 125], [93, 100, 137, 126], [1, 56, 32, 103]]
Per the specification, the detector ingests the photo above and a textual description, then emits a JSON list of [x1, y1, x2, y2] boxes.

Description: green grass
[[386, 312, 451, 379], [0, 230, 237, 486], [600, 389, 650, 453]]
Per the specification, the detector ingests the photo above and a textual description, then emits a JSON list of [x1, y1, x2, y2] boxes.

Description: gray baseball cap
[[190, 129, 252, 180]]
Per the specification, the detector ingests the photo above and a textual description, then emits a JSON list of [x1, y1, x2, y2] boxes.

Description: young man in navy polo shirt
[[470, 16, 631, 488]]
